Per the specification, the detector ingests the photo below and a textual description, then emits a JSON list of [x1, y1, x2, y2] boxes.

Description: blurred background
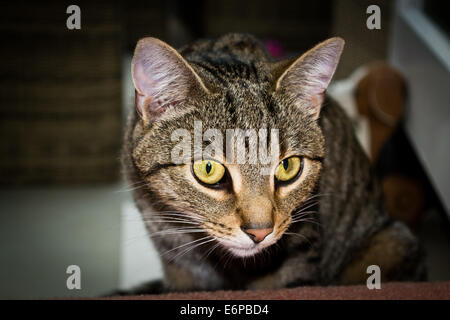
[[0, 0, 449, 298]]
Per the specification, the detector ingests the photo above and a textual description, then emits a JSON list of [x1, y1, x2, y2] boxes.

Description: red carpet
[[109, 281, 450, 300]]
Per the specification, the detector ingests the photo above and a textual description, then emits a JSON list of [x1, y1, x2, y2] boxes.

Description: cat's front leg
[[247, 273, 280, 290], [339, 221, 426, 284], [246, 255, 320, 290], [163, 261, 226, 292]]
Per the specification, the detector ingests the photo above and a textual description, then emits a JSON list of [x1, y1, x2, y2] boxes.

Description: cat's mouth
[[217, 229, 280, 257]]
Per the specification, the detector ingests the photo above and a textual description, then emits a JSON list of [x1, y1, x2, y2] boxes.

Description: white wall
[[0, 186, 122, 299], [118, 55, 163, 291], [389, 0, 450, 217]]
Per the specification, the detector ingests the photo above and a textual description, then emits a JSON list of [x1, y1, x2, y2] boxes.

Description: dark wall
[[0, 1, 123, 184], [1, 0, 392, 185]]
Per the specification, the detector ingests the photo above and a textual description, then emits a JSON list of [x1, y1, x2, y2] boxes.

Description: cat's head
[[130, 35, 344, 257]]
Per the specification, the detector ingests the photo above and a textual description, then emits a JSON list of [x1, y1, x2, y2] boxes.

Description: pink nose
[[242, 228, 273, 243]]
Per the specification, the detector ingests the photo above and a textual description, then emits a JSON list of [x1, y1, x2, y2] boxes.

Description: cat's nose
[[241, 227, 273, 243]]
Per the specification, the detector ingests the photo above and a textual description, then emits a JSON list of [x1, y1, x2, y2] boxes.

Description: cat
[[122, 33, 425, 293]]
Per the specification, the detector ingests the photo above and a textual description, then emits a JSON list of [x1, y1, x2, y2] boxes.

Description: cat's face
[[130, 36, 343, 257]]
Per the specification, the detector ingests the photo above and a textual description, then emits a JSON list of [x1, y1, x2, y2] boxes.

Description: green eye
[[193, 160, 225, 185], [275, 156, 302, 182]]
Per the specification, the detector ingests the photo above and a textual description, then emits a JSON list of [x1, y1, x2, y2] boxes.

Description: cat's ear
[[274, 37, 344, 119], [132, 37, 209, 122]]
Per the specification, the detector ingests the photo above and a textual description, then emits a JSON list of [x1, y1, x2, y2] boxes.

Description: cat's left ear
[[132, 37, 210, 123], [274, 37, 344, 119]]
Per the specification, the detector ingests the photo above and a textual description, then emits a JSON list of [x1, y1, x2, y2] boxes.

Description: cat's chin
[[226, 241, 278, 257], [227, 246, 263, 257]]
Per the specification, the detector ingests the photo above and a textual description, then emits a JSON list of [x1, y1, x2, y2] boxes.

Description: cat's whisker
[[290, 218, 322, 227], [201, 242, 221, 261], [126, 179, 149, 186], [120, 180, 148, 188], [296, 193, 334, 210], [295, 201, 320, 214], [284, 231, 312, 245], [222, 249, 236, 270], [130, 226, 204, 237], [290, 215, 317, 222], [151, 211, 206, 221], [161, 235, 213, 256], [126, 215, 199, 224], [123, 228, 206, 245], [139, 211, 207, 222], [291, 210, 317, 219], [115, 182, 149, 193], [290, 215, 316, 222], [290, 218, 318, 225], [142, 217, 205, 225], [144, 215, 203, 222], [168, 237, 216, 263], [290, 214, 317, 223], [303, 192, 333, 202], [290, 213, 318, 221], [144, 220, 202, 226], [153, 213, 205, 222], [148, 229, 206, 238]]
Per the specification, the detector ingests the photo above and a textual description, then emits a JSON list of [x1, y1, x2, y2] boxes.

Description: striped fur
[[123, 33, 425, 293]]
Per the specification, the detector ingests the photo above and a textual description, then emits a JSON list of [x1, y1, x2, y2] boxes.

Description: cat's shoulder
[[319, 95, 353, 130]]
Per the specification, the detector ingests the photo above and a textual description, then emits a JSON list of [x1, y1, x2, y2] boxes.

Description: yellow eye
[[275, 156, 303, 182], [192, 160, 225, 185]]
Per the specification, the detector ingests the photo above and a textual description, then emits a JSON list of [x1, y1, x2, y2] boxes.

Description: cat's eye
[[275, 156, 303, 183], [192, 160, 226, 185]]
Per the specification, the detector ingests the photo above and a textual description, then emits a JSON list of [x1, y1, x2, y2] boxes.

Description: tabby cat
[[123, 33, 425, 293]]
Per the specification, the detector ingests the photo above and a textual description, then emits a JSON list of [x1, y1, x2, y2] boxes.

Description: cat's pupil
[[206, 161, 212, 174], [282, 159, 289, 170]]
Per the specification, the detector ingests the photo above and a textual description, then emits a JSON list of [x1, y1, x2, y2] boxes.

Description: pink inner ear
[[305, 51, 342, 97], [133, 63, 155, 118], [133, 60, 157, 96], [278, 38, 344, 119], [131, 37, 210, 122], [133, 59, 176, 119], [131, 38, 193, 121], [300, 61, 337, 118]]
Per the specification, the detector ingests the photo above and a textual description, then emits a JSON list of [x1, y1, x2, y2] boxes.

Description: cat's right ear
[[273, 37, 344, 119], [131, 38, 209, 122]]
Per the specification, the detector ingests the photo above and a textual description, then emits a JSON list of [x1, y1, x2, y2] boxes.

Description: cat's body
[[123, 34, 425, 293]]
